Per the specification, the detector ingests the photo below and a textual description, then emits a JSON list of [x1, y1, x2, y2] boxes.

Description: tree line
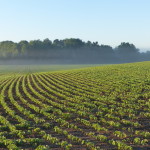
[[0, 38, 149, 64]]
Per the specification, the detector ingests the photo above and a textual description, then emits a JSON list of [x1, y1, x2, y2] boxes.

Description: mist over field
[[0, 39, 150, 65]]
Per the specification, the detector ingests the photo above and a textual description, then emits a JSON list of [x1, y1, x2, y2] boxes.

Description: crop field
[[0, 62, 150, 150]]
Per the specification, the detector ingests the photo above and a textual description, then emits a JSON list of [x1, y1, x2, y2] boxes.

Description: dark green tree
[[63, 38, 84, 49], [115, 42, 140, 62]]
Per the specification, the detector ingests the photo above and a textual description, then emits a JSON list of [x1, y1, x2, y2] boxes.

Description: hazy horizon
[[0, 0, 150, 52], [0, 38, 149, 52]]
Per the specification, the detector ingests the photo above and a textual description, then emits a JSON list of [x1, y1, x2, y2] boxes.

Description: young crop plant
[[0, 62, 150, 149]]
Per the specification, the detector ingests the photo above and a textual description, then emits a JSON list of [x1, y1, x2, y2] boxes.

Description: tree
[[0, 41, 18, 58], [115, 42, 140, 62], [29, 39, 43, 50], [43, 38, 53, 49], [18, 40, 29, 56], [63, 38, 84, 49], [115, 42, 139, 55], [53, 39, 64, 49]]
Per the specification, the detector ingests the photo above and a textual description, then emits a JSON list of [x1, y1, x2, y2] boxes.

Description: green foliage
[[0, 39, 148, 64], [0, 62, 150, 149]]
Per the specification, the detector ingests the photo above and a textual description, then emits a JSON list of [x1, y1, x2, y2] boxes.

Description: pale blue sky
[[0, 0, 150, 50]]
